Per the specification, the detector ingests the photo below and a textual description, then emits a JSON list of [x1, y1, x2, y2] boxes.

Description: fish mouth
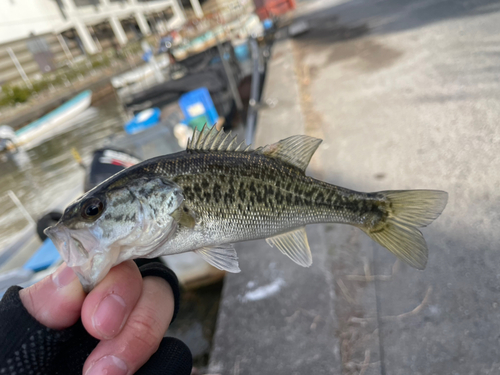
[[45, 224, 95, 266], [45, 224, 115, 292], [45, 224, 73, 264]]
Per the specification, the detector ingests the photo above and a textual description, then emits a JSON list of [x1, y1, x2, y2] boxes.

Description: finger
[[83, 276, 175, 375], [19, 263, 85, 329], [81, 260, 143, 340]]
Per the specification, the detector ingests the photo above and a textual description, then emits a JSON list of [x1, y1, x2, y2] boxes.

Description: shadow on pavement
[[294, 0, 500, 36]]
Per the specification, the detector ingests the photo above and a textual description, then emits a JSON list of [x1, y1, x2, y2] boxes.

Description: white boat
[[13, 90, 93, 148]]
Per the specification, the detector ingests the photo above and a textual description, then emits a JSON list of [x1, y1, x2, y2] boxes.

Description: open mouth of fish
[[45, 224, 118, 292]]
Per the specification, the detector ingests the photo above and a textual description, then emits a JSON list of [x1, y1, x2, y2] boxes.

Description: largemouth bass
[[46, 126, 448, 291]]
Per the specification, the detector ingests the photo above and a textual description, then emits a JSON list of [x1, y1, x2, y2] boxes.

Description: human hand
[[19, 260, 176, 374]]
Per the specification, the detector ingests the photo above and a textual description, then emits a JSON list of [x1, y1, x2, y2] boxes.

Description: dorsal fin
[[186, 127, 323, 172], [187, 125, 254, 152], [259, 135, 322, 172], [187, 127, 201, 149]]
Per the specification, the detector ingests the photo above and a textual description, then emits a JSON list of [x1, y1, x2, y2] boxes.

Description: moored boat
[[13, 90, 93, 148]]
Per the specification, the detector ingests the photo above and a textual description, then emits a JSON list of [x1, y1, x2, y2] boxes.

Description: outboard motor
[[84, 148, 141, 192]]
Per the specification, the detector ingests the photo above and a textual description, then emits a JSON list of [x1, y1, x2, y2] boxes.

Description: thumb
[[19, 263, 86, 330]]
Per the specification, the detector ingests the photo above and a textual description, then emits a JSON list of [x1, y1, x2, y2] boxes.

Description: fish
[[46, 126, 448, 291]]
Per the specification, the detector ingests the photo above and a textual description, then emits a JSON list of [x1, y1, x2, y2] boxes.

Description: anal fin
[[194, 244, 240, 273], [266, 227, 312, 267]]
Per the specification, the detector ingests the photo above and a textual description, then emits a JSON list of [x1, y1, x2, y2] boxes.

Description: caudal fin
[[363, 190, 448, 270]]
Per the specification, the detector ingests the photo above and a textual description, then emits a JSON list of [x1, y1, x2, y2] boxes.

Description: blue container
[[124, 108, 162, 134], [23, 239, 61, 272], [179, 88, 219, 130]]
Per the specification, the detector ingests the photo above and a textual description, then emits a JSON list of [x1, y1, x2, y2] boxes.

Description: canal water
[[0, 96, 127, 249]]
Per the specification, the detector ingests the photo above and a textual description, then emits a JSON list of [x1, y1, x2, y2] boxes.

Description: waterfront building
[[0, 0, 192, 85]]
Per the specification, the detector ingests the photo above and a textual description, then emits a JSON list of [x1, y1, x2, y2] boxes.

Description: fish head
[[45, 177, 184, 291]]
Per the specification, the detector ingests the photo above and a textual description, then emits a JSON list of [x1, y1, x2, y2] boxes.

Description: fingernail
[[86, 355, 128, 375], [53, 264, 76, 288], [92, 294, 127, 339]]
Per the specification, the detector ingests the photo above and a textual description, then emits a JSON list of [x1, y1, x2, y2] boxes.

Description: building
[[0, 0, 191, 85]]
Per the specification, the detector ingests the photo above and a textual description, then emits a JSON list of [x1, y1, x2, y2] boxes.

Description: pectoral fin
[[170, 205, 196, 228], [195, 244, 240, 273], [266, 227, 312, 267]]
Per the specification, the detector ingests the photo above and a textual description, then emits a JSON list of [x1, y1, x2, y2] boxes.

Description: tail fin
[[363, 190, 448, 270]]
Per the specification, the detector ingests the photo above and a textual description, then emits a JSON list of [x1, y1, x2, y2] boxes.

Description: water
[[0, 97, 127, 249]]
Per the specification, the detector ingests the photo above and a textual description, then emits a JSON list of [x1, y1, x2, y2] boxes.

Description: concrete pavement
[[210, 1, 500, 374]]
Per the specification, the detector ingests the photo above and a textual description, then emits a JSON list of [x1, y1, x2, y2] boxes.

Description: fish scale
[[126, 150, 368, 242], [46, 126, 448, 291]]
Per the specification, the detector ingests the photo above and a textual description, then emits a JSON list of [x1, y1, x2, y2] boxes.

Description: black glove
[[0, 262, 192, 374]]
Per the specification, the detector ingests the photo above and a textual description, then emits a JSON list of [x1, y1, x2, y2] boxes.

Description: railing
[[6, 191, 35, 227], [0, 191, 36, 267]]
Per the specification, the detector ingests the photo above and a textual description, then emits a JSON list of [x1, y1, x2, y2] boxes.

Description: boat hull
[[15, 90, 92, 146]]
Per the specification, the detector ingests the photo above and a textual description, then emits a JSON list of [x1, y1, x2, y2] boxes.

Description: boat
[[13, 90, 93, 148]]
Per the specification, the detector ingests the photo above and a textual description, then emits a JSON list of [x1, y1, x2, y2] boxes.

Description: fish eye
[[81, 198, 104, 221]]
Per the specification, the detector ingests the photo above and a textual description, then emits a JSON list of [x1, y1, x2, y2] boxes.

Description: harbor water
[[0, 97, 127, 250]]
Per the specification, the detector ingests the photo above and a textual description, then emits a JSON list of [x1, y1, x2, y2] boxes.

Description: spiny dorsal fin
[[194, 123, 209, 149], [186, 127, 322, 172], [218, 131, 233, 151], [266, 227, 312, 267], [209, 127, 225, 150], [259, 135, 322, 172], [186, 125, 254, 152], [201, 124, 218, 150], [226, 135, 239, 151]]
